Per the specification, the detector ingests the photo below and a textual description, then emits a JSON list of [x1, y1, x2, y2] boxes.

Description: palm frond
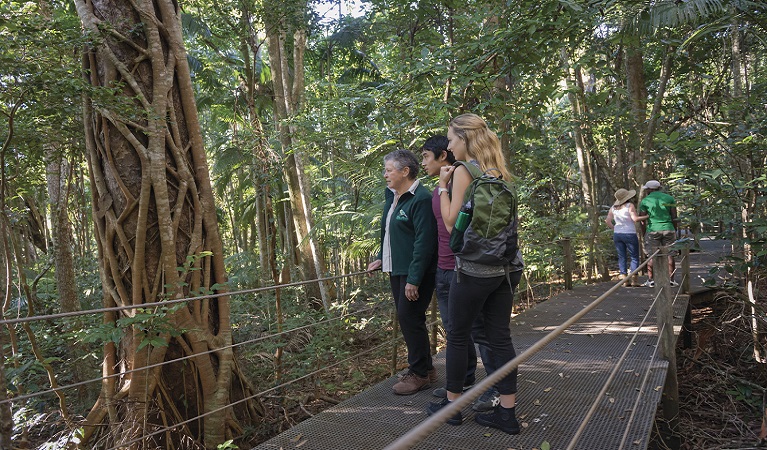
[[181, 12, 212, 39], [633, 0, 728, 34]]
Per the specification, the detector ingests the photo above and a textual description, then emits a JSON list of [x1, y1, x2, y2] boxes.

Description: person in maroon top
[[420, 135, 500, 413]]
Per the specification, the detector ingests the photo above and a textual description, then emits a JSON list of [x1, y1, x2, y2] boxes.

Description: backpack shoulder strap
[[453, 160, 483, 179]]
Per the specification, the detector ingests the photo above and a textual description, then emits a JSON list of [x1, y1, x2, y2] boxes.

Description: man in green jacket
[[639, 179, 678, 287], [368, 149, 438, 395]]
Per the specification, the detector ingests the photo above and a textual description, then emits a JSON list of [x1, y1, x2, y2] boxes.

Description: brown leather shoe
[[392, 372, 431, 395], [427, 368, 437, 383]]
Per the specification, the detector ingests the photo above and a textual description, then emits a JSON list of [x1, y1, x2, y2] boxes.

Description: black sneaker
[[475, 405, 520, 434], [472, 387, 500, 412], [432, 383, 474, 398], [426, 397, 463, 425]]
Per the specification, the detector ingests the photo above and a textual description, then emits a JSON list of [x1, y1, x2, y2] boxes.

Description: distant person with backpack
[[638, 179, 678, 287], [425, 114, 523, 435], [367, 149, 438, 395], [420, 135, 500, 413]]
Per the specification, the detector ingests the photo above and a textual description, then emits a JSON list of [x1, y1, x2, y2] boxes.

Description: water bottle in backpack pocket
[[454, 201, 473, 232], [450, 201, 472, 253]]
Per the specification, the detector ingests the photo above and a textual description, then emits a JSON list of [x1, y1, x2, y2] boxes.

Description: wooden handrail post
[[681, 247, 690, 294], [562, 238, 573, 290], [654, 250, 673, 360], [654, 249, 680, 449]]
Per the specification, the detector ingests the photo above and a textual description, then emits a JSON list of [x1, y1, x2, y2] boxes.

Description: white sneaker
[[670, 280, 679, 287], [641, 280, 655, 288]]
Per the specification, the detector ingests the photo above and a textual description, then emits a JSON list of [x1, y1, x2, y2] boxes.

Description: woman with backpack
[[425, 114, 523, 434], [421, 135, 501, 412]]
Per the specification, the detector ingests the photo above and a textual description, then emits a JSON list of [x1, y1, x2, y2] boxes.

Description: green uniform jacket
[[640, 191, 677, 232], [376, 184, 437, 286]]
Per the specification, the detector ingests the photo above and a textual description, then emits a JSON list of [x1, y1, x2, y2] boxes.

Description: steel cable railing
[[103, 312, 460, 449], [383, 249, 661, 450], [568, 245, 694, 449], [3, 265, 452, 448], [0, 293, 390, 406], [0, 270, 371, 327]]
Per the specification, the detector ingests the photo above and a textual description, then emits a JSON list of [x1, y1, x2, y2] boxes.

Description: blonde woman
[[426, 114, 523, 434]]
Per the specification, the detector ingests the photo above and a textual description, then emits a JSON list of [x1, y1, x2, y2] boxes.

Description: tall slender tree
[[265, 0, 334, 309]]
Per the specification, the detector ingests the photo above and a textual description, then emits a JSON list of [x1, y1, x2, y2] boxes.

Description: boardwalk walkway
[[254, 239, 729, 450]]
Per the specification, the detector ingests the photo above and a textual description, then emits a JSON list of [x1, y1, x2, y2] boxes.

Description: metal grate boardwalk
[[254, 240, 729, 450]]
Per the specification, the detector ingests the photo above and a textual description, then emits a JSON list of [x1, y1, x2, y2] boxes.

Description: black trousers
[[390, 274, 436, 378], [445, 270, 522, 395]]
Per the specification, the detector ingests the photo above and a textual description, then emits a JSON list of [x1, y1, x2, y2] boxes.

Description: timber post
[[681, 246, 691, 294], [562, 238, 573, 290], [654, 249, 680, 450]]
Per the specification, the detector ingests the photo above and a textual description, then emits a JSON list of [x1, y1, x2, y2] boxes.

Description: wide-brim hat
[[614, 188, 636, 206]]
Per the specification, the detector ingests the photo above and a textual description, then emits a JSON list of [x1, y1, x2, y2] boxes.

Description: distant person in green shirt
[[638, 180, 678, 287]]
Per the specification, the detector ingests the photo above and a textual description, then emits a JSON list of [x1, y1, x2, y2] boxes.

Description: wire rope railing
[[2, 255, 577, 407], [0, 270, 371, 327], [0, 293, 391, 406], [4, 261, 460, 447], [1, 268, 417, 446]]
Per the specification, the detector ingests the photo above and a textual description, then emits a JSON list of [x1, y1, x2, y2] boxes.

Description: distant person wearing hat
[[605, 188, 642, 286], [638, 180, 678, 288]]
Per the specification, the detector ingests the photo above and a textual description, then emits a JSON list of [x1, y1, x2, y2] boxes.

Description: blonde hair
[[449, 114, 510, 180]]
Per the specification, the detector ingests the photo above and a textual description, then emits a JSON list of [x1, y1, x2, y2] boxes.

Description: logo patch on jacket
[[396, 209, 409, 221]]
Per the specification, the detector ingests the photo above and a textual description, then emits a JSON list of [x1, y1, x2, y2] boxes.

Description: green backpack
[[449, 161, 519, 266]]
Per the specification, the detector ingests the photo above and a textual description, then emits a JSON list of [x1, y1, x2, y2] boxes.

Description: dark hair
[[384, 149, 420, 180], [421, 135, 455, 164]]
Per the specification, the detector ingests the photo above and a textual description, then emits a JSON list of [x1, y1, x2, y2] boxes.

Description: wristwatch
[[438, 187, 449, 195]]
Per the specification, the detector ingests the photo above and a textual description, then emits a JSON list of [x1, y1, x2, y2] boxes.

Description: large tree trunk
[[73, 0, 260, 447], [266, 16, 333, 310]]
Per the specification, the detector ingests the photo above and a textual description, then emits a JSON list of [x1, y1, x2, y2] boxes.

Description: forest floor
[[649, 281, 767, 450], [252, 280, 767, 450]]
